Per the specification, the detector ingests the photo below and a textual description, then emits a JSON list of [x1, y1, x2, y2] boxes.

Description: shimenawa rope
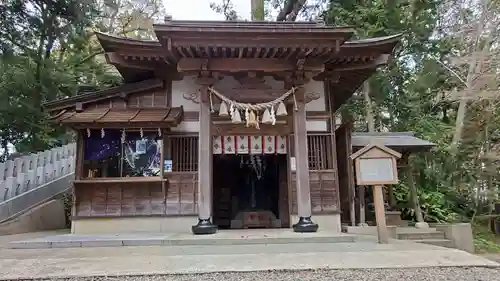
[[208, 86, 298, 111]]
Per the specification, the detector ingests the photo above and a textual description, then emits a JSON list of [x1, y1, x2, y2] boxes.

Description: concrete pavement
[[0, 230, 497, 280]]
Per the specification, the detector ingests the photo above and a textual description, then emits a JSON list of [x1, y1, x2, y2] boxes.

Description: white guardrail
[[0, 143, 76, 222]]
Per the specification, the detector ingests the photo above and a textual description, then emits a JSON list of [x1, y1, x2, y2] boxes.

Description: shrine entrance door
[[212, 135, 290, 229]]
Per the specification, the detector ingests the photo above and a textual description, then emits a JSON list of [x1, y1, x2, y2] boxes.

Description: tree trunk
[[363, 81, 375, 133], [251, 0, 265, 20], [406, 155, 424, 223], [451, 0, 489, 151], [276, 0, 305, 21], [358, 80, 375, 225]]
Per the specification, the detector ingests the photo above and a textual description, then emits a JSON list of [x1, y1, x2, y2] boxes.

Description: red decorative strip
[[261, 135, 265, 154], [275, 136, 278, 154], [235, 135, 238, 153], [221, 136, 224, 153]]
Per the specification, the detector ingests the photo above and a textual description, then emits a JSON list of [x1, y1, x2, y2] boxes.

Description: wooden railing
[[0, 144, 76, 202]]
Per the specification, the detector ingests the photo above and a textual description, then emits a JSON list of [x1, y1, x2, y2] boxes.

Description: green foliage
[[0, 0, 100, 153], [473, 223, 500, 253], [324, 0, 500, 227]]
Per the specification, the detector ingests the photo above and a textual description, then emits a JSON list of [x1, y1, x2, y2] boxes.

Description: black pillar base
[[192, 218, 217, 235], [293, 216, 319, 233]]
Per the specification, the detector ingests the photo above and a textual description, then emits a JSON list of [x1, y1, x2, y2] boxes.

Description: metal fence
[[0, 173, 74, 222], [0, 143, 76, 202], [0, 143, 76, 222]]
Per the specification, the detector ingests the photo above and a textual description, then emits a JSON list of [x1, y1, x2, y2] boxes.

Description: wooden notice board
[[350, 144, 401, 186]]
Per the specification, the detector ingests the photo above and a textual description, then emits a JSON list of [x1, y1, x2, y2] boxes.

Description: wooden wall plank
[[73, 180, 188, 218], [121, 185, 136, 216], [290, 170, 338, 214]]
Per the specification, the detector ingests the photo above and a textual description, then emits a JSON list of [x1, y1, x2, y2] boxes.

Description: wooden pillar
[[192, 85, 217, 235], [387, 185, 397, 209], [160, 129, 166, 210], [292, 87, 318, 232], [341, 108, 357, 227], [358, 186, 366, 225], [75, 130, 84, 180], [71, 130, 85, 233], [373, 185, 389, 243]]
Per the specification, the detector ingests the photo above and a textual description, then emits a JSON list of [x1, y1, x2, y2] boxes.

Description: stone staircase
[[396, 227, 454, 248], [343, 223, 473, 252]]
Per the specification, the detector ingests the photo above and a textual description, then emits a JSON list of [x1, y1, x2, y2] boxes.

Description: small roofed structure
[[352, 132, 435, 153], [349, 132, 435, 228]]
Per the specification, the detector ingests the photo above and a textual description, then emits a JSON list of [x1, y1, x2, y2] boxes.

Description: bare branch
[[276, 0, 302, 21]]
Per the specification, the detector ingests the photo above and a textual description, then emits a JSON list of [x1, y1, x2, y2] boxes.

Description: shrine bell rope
[[207, 86, 298, 129]]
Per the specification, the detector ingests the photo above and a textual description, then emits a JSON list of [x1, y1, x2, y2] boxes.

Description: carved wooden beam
[[104, 52, 157, 70], [281, 73, 311, 87], [177, 58, 325, 73], [332, 54, 389, 71], [314, 54, 390, 80]]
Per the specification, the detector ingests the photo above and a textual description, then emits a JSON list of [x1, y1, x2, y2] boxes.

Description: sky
[[162, 0, 251, 21]]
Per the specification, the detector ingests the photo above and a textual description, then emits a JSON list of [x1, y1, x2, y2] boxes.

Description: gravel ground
[[39, 267, 500, 281]]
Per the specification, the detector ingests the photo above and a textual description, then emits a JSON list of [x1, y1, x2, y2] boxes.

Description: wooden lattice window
[[307, 134, 334, 170], [170, 136, 198, 172]]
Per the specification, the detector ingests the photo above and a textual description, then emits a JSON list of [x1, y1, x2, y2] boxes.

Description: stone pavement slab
[[0, 230, 498, 280], [0, 235, 498, 280], [8, 229, 357, 249]]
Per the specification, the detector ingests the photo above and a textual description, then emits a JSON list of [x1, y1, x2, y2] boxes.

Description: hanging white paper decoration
[[276, 101, 287, 116], [261, 108, 273, 124], [101, 128, 105, 138], [244, 108, 249, 123], [229, 103, 235, 117], [140, 128, 144, 138], [157, 128, 162, 137], [87, 128, 91, 137], [208, 86, 295, 128], [121, 129, 126, 144], [219, 101, 229, 116], [270, 105, 276, 125], [209, 91, 215, 113], [231, 108, 242, 124]]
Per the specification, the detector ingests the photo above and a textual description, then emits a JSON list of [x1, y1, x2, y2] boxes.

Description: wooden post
[[75, 130, 84, 180], [340, 108, 356, 226], [160, 130, 166, 209], [72, 130, 84, 233], [373, 185, 389, 244], [404, 154, 427, 228], [358, 187, 366, 226], [292, 87, 318, 232], [192, 84, 217, 235]]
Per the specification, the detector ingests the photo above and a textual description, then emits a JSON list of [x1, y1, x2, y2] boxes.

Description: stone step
[[396, 227, 438, 233], [397, 231, 445, 240], [9, 232, 357, 249], [413, 239, 454, 249]]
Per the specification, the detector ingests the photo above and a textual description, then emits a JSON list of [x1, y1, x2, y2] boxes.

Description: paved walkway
[[0, 230, 497, 280]]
